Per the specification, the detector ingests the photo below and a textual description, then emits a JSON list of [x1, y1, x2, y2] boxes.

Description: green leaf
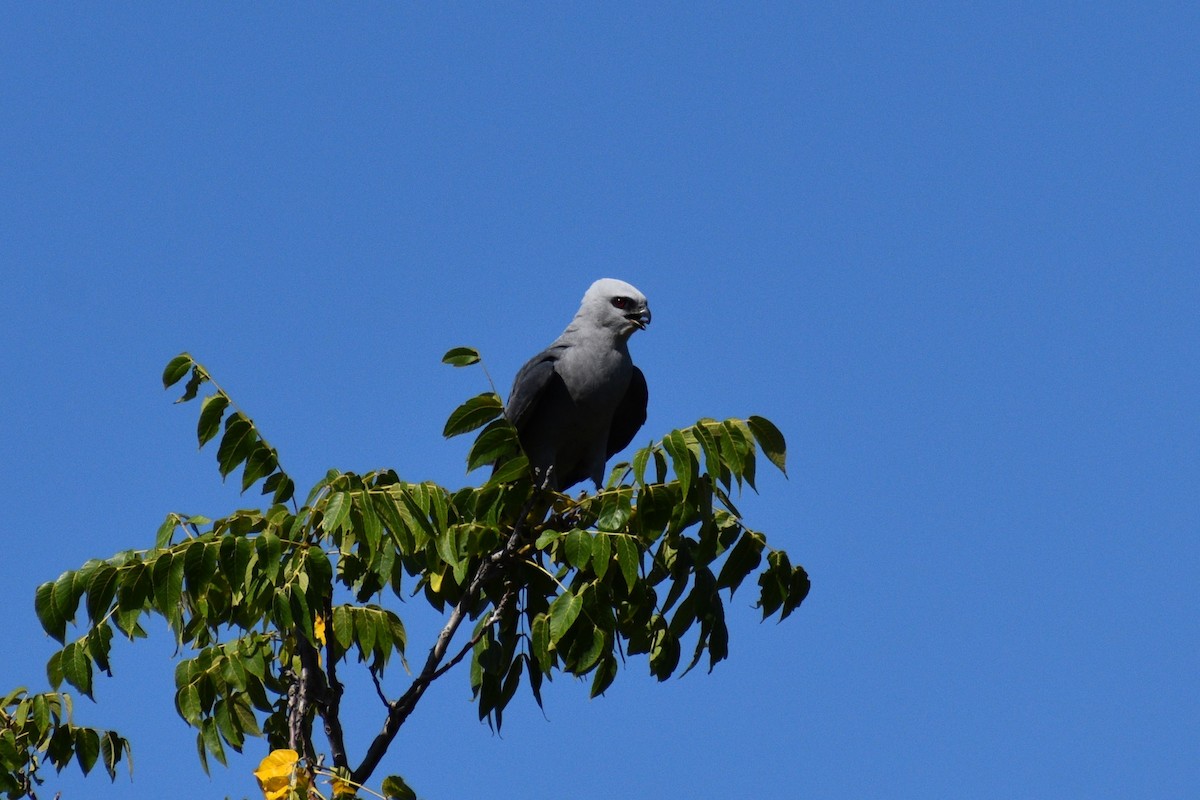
[[649, 626, 681, 681], [262, 471, 295, 505], [563, 531, 592, 571], [663, 430, 696, 498], [85, 565, 118, 623], [548, 590, 583, 643], [614, 535, 640, 592], [155, 513, 179, 548], [47, 650, 63, 689], [36, 580, 65, 642], [781, 563, 811, 620], [694, 422, 728, 488], [240, 445, 277, 492], [322, 491, 352, 534], [631, 444, 651, 486], [441, 346, 481, 367], [85, 623, 114, 675], [196, 394, 230, 448], [487, 453, 530, 485], [466, 419, 521, 473], [177, 366, 207, 403], [715, 530, 765, 596], [386, 610, 407, 655], [271, 592, 293, 630], [151, 552, 182, 619], [51, 570, 81, 633], [176, 683, 202, 725], [183, 540, 216, 596], [355, 608, 377, 659], [214, 696, 243, 750], [256, 531, 283, 582], [332, 605, 354, 650], [201, 717, 227, 767], [590, 654, 618, 697], [216, 413, 256, 479], [592, 533, 612, 580], [530, 614, 551, 671], [443, 392, 504, 438], [162, 354, 193, 388], [534, 529, 565, 550], [60, 642, 93, 697], [725, 420, 757, 490], [74, 727, 100, 776], [100, 731, 130, 781], [382, 774, 418, 800], [758, 550, 790, 620], [596, 490, 632, 532], [571, 624, 607, 674], [746, 416, 787, 476]]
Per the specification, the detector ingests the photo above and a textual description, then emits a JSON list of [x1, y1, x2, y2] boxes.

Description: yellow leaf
[[254, 749, 300, 800], [331, 776, 357, 797], [314, 614, 327, 647]]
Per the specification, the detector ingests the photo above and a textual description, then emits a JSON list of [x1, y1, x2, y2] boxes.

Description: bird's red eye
[[611, 297, 630, 310]]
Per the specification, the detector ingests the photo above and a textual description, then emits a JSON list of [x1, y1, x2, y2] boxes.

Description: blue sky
[[2, 4, 1196, 799]]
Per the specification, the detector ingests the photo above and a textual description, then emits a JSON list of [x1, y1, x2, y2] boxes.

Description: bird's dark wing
[[606, 365, 648, 458], [505, 344, 566, 432]]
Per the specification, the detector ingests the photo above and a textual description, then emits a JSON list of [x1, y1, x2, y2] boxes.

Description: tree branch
[[351, 495, 538, 786], [292, 629, 349, 770], [317, 631, 350, 770]]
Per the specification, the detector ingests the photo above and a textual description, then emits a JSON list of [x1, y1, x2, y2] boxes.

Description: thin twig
[[350, 492, 541, 786], [369, 668, 390, 707]]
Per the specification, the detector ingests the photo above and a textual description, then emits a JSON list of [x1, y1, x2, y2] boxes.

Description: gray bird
[[504, 278, 651, 491]]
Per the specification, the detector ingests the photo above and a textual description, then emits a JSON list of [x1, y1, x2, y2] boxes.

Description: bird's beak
[[626, 309, 651, 330]]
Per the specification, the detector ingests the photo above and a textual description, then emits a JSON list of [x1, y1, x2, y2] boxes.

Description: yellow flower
[[331, 776, 357, 797], [254, 749, 306, 800], [314, 614, 327, 647]]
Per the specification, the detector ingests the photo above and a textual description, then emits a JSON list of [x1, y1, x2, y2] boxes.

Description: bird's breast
[[559, 344, 632, 410]]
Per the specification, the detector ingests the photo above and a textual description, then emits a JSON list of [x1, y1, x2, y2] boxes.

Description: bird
[[503, 278, 651, 491]]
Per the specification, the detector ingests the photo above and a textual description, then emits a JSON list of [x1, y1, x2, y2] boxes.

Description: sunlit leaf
[[443, 392, 504, 438], [60, 641, 93, 697], [85, 565, 118, 624], [253, 748, 300, 800], [548, 590, 583, 643], [216, 413, 256, 479], [466, 420, 521, 473], [441, 346, 481, 367], [162, 353, 193, 388], [197, 394, 230, 448], [322, 491, 351, 534], [592, 533, 612, 580], [35, 580, 64, 642], [486, 454, 530, 485], [241, 446, 277, 492], [382, 774, 418, 800], [563, 531, 592, 571], [614, 535, 640, 592], [51, 570, 81, 635], [663, 430, 696, 498]]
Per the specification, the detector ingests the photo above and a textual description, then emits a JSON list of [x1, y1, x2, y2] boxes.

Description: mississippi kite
[[504, 278, 651, 491]]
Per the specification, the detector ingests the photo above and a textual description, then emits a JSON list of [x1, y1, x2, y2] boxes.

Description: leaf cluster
[[26, 350, 809, 798], [0, 687, 129, 798]]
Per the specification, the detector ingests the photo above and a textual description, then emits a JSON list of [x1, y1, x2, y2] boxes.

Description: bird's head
[[578, 278, 651, 339]]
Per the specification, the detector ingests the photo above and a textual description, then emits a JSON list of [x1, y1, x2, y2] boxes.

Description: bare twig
[[369, 667, 390, 707]]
